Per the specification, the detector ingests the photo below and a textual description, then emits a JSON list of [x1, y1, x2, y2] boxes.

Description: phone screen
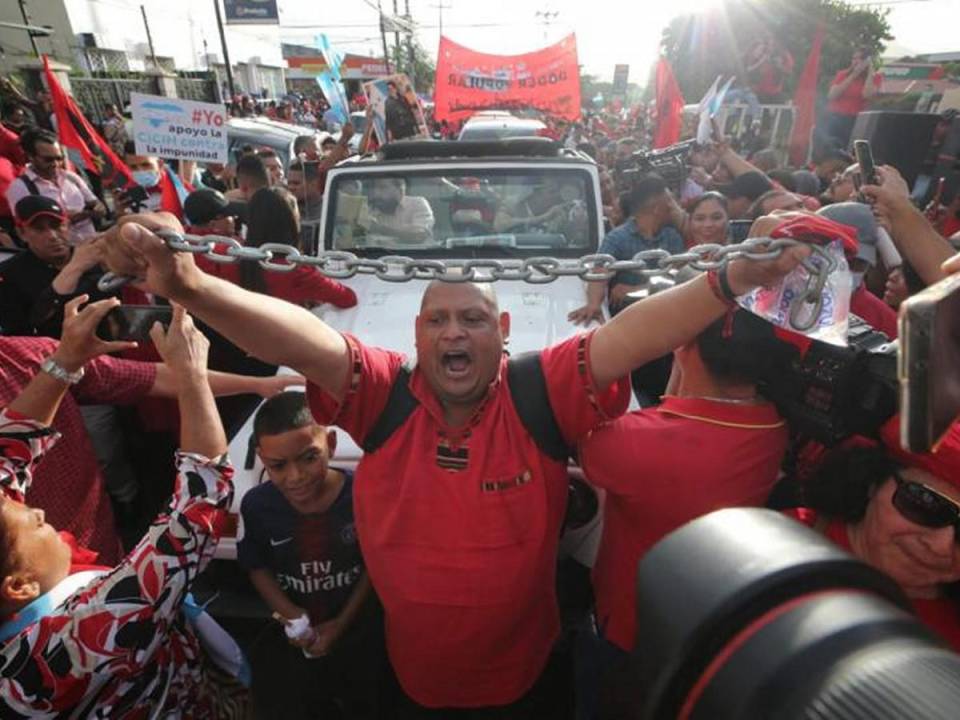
[[900, 273, 960, 451], [96, 305, 172, 342], [854, 140, 879, 189]]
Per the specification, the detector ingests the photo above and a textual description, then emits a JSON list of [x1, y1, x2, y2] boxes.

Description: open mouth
[[441, 350, 473, 379]]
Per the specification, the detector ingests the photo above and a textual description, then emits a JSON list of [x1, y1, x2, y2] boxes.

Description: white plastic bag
[[738, 240, 851, 346]]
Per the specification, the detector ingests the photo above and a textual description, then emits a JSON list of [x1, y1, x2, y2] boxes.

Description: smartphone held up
[[96, 305, 172, 343]]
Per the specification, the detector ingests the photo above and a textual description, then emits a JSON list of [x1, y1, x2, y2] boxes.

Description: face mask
[[851, 271, 865, 290], [132, 169, 160, 188]]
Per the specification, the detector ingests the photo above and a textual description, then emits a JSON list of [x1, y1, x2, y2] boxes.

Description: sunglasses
[[891, 472, 960, 538]]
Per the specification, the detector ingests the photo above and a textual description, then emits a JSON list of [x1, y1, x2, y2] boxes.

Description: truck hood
[[317, 274, 590, 358]]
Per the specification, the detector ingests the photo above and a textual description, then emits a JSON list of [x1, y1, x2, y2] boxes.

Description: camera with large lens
[[760, 315, 898, 445], [621, 140, 697, 195], [635, 508, 960, 720]]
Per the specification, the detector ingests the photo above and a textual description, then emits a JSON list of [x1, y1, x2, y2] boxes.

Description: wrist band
[[706, 268, 738, 307], [717, 265, 739, 304]]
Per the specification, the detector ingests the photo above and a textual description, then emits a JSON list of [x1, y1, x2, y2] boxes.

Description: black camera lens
[[634, 508, 960, 720]]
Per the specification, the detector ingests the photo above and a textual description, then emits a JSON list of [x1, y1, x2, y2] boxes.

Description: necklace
[[696, 395, 762, 405]]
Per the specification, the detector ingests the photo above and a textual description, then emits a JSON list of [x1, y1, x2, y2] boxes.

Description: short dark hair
[[256, 147, 278, 160], [123, 139, 138, 156], [748, 189, 788, 221], [697, 308, 792, 385], [253, 391, 317, 443], [293, 134, 316, 156], [767, 169, 797, 192], [627, 174, 668, 214], [803, 446, 900, 522], [815, 147, 853, 166], [287, 159, 321, 182], [21, 128, 57, 155], [236, 154, 269, 187], [239, 144, 256, 156]]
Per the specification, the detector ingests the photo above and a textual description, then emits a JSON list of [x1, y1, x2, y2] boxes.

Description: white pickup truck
[[217, 138, 615, 569]]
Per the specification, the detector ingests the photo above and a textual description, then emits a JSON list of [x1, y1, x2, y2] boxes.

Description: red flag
[[789, 25, 825, 166], [158, 166, 190, 219], [652, 58, 685, 149], [42, 55, 135, 189]]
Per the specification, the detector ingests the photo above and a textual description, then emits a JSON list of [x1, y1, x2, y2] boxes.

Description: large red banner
[[433, 35, 581, 122]]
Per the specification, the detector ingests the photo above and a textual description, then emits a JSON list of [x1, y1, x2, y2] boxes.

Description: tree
[[660, 0, 892, 101], [391, 37, 436, 93]]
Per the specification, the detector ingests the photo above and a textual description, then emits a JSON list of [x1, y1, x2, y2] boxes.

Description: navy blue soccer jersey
[[238, 469, 364, 623]]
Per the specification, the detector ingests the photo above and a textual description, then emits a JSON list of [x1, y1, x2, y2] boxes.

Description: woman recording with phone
[[824, 47, 882, 149]]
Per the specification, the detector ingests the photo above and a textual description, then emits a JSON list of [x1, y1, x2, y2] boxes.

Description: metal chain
[[97, 230, 835, 329]]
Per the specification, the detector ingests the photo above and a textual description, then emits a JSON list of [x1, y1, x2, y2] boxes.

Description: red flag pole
[[788, 25, 825, 166], [653, 57, 685, 149], [42, 55, 135, 188]]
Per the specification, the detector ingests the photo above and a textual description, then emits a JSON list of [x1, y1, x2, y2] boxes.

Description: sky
[[277, 0, 960, 82]]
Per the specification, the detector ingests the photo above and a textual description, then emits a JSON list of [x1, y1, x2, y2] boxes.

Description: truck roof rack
[[378, 137, 566, 161]]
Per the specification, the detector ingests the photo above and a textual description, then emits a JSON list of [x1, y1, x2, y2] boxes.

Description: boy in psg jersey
[[239, 391, 382, 719]]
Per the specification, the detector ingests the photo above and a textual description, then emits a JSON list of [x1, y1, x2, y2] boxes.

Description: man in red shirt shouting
[[102, 211, 810, 717]]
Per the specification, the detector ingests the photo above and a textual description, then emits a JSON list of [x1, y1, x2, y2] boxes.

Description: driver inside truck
[[356, 177, 435, 247]]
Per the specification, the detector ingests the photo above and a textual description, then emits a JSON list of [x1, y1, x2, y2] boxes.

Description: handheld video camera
[[620, 140, 697, 195]]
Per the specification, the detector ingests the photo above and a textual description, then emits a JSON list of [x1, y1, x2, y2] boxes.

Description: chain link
[[97, 230, 833, 330]]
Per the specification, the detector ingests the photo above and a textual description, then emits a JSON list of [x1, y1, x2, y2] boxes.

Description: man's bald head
[[420, 280, 499, 314]]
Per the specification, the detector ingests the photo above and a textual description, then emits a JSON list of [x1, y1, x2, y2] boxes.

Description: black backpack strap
[[507, 351, 571, 463], [18, 175, 40, 196], [360, 353, 571, 463], [361, 362, 419, 454]]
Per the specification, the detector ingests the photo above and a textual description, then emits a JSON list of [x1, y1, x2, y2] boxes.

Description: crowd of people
[[0, 41, 959, 720]]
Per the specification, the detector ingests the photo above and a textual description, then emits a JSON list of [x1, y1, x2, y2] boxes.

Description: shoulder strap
[[360, 352, 572, 463], [361, 363, 419, 454], [18, 174, 39, 196], [507, 351, 571, 463]]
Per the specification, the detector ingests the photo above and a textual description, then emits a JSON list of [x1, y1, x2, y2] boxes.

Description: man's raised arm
[[102, 213, 351, 402], [589, 218, 810, 389]]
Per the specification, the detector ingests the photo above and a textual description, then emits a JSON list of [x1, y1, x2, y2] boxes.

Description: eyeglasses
[[891, 472, 960, 539]]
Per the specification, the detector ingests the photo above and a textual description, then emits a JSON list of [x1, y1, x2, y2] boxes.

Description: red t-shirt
[[790, 508, 960, 652], [580, 395, 789, 652], [307, 331, 630, 707], [196, 243, 357, 308], [851, 284, 899, 339], [828, 69, 882, 116]]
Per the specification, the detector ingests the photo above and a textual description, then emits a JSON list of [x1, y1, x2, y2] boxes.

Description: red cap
[[770, 214, 859, 258], [880, 415, 960, 486]]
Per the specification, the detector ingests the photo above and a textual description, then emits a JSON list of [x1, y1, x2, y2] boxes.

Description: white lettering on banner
[[131, 92, 229, 164]]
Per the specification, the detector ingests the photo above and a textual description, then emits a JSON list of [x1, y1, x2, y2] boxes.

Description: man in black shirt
[[0, 196, 110, 336], [384, 81, 418, 142]]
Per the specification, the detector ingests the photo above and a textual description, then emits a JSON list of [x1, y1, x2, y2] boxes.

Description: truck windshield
[[326, 167, 597, 256]]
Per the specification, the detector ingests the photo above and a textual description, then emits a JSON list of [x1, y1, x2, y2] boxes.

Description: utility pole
[[404, 0, 415, 88], [17, 0, 39, 57], [429, 2, 452, 36], [392, 0, 402, 74], [377, 0, 392, 74], [534, 10, 559, 43], [140, 5, 158, 71], [212, 0, 236, 99]]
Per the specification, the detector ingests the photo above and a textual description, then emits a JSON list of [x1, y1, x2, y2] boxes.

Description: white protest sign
[[131, 93, 228, 163]]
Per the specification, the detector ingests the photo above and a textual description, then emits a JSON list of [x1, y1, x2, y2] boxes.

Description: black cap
[[183, 189, 245, 226], [14, 195, 66, 226], [717, 171, 774, 202]]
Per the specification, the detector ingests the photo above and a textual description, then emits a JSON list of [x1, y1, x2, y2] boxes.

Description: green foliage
[[390, 37, 436, 93], [660, 0, 893, 100]]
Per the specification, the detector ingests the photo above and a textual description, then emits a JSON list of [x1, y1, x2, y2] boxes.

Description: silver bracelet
[[40, 357, 85, 385]]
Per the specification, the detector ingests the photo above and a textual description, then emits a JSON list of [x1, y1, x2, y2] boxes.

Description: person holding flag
[[114, 141, 191, 219]]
